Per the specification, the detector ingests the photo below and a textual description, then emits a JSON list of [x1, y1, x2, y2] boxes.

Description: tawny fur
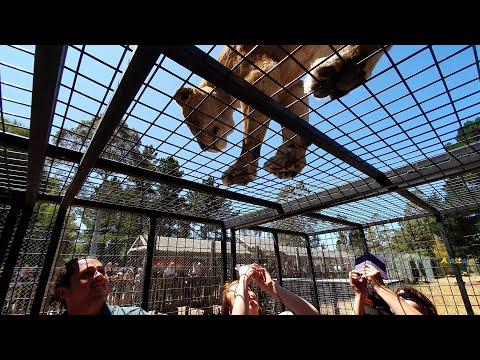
[[175, 45, 391, 186]]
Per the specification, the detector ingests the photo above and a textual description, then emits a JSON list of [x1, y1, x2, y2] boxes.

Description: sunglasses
[[398, 292, 420, 301]]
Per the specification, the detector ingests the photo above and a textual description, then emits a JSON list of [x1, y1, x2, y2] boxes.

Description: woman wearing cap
[[349, 263, 437, 315]]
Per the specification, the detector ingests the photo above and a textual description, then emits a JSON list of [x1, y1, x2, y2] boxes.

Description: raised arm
[[231, 265, 260, 315], [252, 264, 319, 315], [363, 264, 423, 315], [349, 270, 368, 315]]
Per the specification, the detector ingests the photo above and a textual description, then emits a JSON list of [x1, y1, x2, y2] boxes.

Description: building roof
[[127, 234, 356, 258]]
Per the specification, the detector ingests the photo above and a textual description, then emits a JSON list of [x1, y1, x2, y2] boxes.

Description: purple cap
[[354, 253, 387, 279]]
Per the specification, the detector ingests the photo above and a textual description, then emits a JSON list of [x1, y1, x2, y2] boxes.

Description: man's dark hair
[[50, 258, 80, 308]]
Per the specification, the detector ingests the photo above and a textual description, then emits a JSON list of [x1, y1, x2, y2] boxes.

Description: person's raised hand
[[252, 264, 276, 296], [349, 270, 367, 295], [238, 264, 255, 281], [364, 263, 385, 290]]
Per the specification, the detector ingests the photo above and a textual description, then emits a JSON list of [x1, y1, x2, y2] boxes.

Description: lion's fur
[[175, 45, 390, 186]]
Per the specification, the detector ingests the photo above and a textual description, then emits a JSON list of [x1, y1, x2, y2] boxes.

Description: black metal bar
[[221, 225, 228, 283], [2, 131, 479, 226], [0, 205, 21, 267], [38, 193, 223, 226], [305, 235, 320, 312], [357, 227, 369, 255], [248, 226, 307, 237], [60, 46, 162, 210], [230, 228, 237, 281], [0, 132, 280, 211], [305, 213, 361, 227], [0, 188, 16, 205], [25, 46, 67, 208], [271, 231, 285, 313], [271, 231, 284, 287], [396, 189, 439, 215], [94, 158, 281, 211], [310, 204, 480, 236], [31, 207, 67, 315], [435, 214, 474, 315], [159, 46, 391, 184], [224, 140, 480, 229], [0, 207, 33, 310], [142, 216, 156, 311], [44, 136, 480, 188], [160, 46, 442, 218]]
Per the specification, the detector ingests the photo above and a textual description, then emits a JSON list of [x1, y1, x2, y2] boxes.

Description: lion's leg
[[264, 81, 310, 179], [304, 45, 392, 100], [222, 104, 270, 186]]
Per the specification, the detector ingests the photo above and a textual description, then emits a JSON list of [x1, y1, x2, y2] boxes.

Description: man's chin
[[92, 287, 108, 297]]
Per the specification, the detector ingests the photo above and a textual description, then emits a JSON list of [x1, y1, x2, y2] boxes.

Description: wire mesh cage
[[0, 45, 479, 315]]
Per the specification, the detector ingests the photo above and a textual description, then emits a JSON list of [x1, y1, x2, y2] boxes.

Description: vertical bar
[[271, 231, 285, 312], [0, 207, 33, 309], [220, 225, 228, 283], [0, 206, 21, 266], [31, 208, 67, 315], [305, 235, 320, 312], [230, 228, 237, 281], [142, 216, 156, 311], [357, 227, 369, 254], [271, 231, 284, 286], [25, 45, 67, 208], [435, 214, 474, 315]]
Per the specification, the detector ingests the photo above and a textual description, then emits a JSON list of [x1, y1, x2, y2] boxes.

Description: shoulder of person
[[106, 303, 148, 315]]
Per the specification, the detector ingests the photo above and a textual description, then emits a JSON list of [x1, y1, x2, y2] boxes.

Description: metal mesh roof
[[1, 44, 479, 233]]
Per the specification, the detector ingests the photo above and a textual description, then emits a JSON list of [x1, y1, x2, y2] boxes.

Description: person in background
[[52, 257, 148, 315], [163, 261, 176, 278], [349, 263, 437, 315], [222, 263, 319, 315]]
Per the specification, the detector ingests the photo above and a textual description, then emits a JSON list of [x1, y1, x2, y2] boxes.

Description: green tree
[[1, 117, 77, 266], [365, 213, 392, 252], [53, 116, 152, 258], [276, 181, 314, 245], [441, 117, 480, 257], [2, 117, 30, 137], [151, 156, 186, 237], [446, 117, 480, 150], [186, 176, 231, 239], [336, 224, 363, 252]]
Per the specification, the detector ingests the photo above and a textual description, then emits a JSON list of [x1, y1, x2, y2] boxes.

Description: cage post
[[305, 234, 320, 312], [221, 225, 228, 283], [142, 216, 157, 311], [357, 227, 369, 255], [230, 228, 237, 281], [0, 205, 21, 267], [435, 214, 474, 315], [0, 207, 33, 310], [271, 231, 285, 313], [31, 207, 67, 315]]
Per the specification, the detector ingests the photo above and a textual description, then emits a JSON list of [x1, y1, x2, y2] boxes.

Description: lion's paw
[[222, 161, 258, 186], [304, 55, 368, 100], [264, 144, 307, 180]]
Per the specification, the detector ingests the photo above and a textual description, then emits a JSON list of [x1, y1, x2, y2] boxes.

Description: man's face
[[63, 258, 109, 307]]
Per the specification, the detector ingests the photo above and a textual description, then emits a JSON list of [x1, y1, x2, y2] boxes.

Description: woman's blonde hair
[[222, 279, 239, 315]]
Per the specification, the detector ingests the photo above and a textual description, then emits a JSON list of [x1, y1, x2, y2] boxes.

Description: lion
[[174, 45, 391, 186]]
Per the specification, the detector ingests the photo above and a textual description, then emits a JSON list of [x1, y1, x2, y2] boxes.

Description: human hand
[[349, 270, 367, 295], [237, 264, 254, 282], [363, 263, 385, 289], [250, 264, 275, 295], [238, 263, 265, 284]]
